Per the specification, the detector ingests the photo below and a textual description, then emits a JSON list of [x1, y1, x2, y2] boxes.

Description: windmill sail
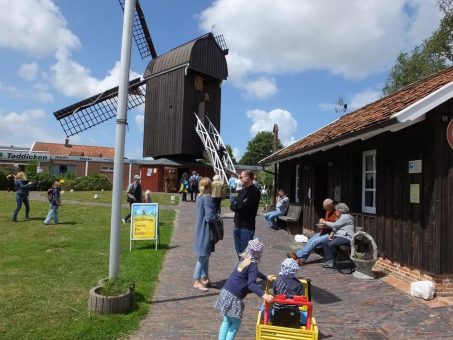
[[53, 77, 146, 137], [194, 113, 236, 183], [119, 0, 157, 59]]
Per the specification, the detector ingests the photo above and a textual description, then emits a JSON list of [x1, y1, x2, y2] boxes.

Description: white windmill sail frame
[[205, 115, 236, 176], [194, 113, 236, 183]]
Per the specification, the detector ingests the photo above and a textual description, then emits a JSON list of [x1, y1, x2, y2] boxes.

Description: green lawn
[[0, 191, 175, 340], [35, 190, 180, 205]]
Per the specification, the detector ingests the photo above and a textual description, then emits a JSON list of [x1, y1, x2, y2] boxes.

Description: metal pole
[[109, 0, 135, 278]]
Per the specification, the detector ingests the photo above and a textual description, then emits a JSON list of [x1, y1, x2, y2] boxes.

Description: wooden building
[[143, 33, 228, 160], [261, 68, 453, 296]]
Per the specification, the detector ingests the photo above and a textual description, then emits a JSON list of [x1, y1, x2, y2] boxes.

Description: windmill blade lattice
[[53, 77, 146, 137], [119, 0, 157, 59], [194, 113, 236, 183]]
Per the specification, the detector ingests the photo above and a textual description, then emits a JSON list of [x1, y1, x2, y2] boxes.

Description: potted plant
[[88, 276, 134, 314]]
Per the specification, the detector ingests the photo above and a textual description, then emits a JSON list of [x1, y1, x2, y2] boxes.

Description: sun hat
[[279, 258, 300, 277], [244, 238, 264, 259], [134, 175, 141, 180]]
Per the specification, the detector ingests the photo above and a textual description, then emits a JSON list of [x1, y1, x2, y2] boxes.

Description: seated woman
[[321, 203, 355, 269]]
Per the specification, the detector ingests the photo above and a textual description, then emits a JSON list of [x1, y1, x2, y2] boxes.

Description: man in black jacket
[[230, 170, 261, 257]]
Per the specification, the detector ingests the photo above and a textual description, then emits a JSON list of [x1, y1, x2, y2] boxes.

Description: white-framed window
[[362, 150, 376, 214], [101, 166, 114, 172]]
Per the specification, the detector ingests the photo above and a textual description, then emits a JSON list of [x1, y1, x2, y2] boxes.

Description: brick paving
[[129, 201, 453, 340]]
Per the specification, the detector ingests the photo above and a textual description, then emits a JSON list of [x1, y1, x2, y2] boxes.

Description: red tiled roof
[[263, 67, 453, 163], [31, 142, 115, 158]]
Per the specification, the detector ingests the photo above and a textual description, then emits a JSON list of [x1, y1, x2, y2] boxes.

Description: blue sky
[[0, 0, 443, 160]]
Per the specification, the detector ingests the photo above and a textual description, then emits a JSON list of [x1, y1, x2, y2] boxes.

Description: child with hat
[[215, 238, 273, 340]]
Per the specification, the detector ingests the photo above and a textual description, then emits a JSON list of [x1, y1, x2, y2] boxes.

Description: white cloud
[[318, 103, 336, 112], [349, 89, 382, 110], [246, 108, 298, 146], [0, 81, 53, 103], [0, 109, 62, 146], [135, 113, 144, 133], [50, 48, 142, 98], [0, 0, 79, 56], [232, 147, 241, 161], [18, 62, 39, 81], [200, 0, 442, 96]]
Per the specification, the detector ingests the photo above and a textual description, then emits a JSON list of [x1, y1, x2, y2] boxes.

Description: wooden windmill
[[53, 0, 236, 182]]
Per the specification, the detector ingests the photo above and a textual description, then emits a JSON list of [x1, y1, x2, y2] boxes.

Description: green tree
[[383, 2, 453, 95], [239, 131, 283, 165], [225, 144, 238, 164]]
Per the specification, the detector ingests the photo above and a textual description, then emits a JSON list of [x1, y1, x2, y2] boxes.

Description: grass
[[35, 190, 180, 205], [0, 191, 175, 340]]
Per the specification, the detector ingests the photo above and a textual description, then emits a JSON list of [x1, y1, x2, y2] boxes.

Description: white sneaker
[[121, 218, 126, 224]]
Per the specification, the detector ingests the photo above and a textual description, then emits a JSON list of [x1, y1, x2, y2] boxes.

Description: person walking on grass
[[44, 180, 62, 225], [214, 238, 273, 340], [12, 171, 33, 222], [122, 175, 142, 224]]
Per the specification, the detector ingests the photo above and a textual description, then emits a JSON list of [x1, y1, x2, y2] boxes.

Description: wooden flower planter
[[88, 286, 133, 314]]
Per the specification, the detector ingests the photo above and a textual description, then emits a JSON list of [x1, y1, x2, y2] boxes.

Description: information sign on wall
[[410, 184, 420, 204], [408, 160, 422, 174]]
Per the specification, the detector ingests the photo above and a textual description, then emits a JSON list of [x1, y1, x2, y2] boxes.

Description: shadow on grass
[[148, 292, 220, 305], [133, 244, 179, 250], [56, 221, 77, 225]]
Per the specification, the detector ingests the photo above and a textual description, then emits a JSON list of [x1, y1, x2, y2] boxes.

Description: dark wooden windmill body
[[143, 33, 228, 160]]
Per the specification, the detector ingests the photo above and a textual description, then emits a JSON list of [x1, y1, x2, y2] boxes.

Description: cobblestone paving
[[129, 202, 453, 340]]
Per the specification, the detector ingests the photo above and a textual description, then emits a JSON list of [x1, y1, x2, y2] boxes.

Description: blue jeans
[[263, 210, 283, 228], [322, 236, 351, 261], [233, 226, 255, 256], [219, 315, 241, 340], [44, 205, 59, 224], [12, 194, 30, 221], [193, 255, 210, 279], [296, 233, 329, 262]]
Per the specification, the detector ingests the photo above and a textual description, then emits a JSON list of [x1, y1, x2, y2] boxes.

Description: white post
[[109, 0, 135, 278], [85, 160, 89, 176]]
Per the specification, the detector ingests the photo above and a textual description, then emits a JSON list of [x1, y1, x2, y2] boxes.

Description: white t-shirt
[[235, 178, 243, 191]]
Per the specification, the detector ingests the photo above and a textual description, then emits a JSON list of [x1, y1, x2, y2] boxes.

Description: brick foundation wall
[[374, 257, 453, 297]]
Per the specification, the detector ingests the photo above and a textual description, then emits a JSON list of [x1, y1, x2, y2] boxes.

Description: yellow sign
[[130, 203, 158, 241]]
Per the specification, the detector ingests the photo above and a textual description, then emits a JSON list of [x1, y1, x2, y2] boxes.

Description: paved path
[[129, 202, 453, 339]]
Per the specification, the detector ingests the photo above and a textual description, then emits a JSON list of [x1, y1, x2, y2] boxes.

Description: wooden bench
[[277, 204, 303, 234]]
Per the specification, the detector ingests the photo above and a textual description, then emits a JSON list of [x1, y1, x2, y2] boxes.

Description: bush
[[65, 174, 112, 191], [0, 167, 10, 190], [29, 173, 58, 191]]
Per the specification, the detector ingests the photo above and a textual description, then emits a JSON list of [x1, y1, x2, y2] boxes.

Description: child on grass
[[215, 238, 273, 340]]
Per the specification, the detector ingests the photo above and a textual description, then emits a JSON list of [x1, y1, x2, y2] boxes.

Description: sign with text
[[408, 160, 422, 174], [0, 150, 50, 161], [130, 203, 159, 250], [410, 184, 420, 204]]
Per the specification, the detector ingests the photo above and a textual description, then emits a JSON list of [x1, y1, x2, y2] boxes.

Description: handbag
[[209, 216, 224, 244]]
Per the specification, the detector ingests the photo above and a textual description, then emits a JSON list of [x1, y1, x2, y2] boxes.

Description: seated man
[[264, 189, 289, 230], [322, 203, 355, 268], [287, 198, 339, 265]]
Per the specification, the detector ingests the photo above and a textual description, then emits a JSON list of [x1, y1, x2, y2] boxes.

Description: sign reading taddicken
[[0, 150, 50, 161]]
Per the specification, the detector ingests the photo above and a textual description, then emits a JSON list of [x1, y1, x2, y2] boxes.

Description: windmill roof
[[31, 142, 115, 158], [261, 67, 453, 164], [145, 33, 228, 80]]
